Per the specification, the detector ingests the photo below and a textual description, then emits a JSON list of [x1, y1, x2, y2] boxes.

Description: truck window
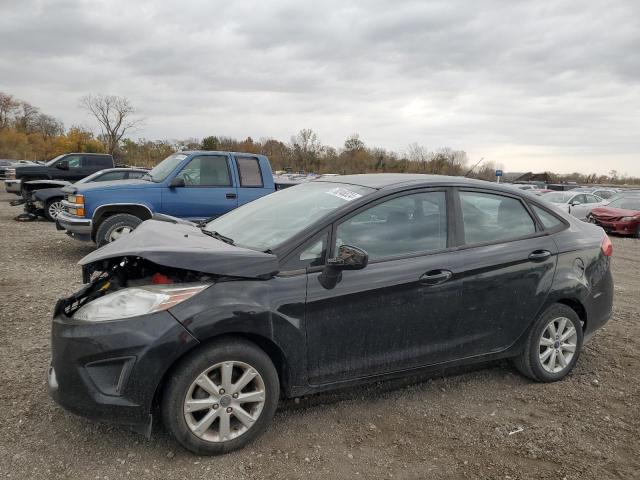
[[82, 156, 111, 168], [65, 155, 82, 168], [236, 157, 264, 187], [176, 155, 231, 186]]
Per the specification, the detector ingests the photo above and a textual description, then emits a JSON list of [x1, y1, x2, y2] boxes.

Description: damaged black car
[[49, 174, 614, 455]]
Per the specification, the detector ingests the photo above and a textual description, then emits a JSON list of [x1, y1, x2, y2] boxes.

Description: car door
[[304, 189, 465, 385], [567, 194, 589, 218], [161, 154, 238, 221], [453, 190, 558, 357]]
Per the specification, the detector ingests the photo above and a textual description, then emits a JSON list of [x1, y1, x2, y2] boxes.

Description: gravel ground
[[0, 191, 639, 480]]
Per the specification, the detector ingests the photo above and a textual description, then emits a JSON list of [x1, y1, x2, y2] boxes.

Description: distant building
[[514, 172, 554, 183]]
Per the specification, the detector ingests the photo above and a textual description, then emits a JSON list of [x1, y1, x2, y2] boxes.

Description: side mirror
[[169, 177, 185, 188], [56, 159, 69, 170], [318, 245, 368, 289]]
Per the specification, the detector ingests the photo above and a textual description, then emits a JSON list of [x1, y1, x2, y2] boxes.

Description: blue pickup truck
[[57, 151, 275, 245]]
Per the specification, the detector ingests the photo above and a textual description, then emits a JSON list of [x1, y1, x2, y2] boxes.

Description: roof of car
[[312, 173, 496, 189]]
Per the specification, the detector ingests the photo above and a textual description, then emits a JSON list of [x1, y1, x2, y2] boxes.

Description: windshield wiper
[[200, 229, 235, 245]]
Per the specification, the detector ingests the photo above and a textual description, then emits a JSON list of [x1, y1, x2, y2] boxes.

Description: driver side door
[[304, 189, 465, 385], [161, 154, 238, 221]]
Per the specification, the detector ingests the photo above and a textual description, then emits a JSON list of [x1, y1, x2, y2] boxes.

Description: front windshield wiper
[[200, 228, 235, 245]]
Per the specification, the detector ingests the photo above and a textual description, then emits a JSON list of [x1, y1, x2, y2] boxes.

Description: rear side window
[[83, 156, 111, 168], [236, 157, 263, 187], [531, 204, 564, 230], [460, 191, 535, 244]]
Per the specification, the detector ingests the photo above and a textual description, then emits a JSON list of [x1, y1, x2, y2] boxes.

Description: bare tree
[[0, 92, 19, 129], [80, 94, 141, 155]]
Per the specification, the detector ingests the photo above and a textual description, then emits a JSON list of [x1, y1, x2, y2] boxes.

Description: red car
[[589, 196, 640, 237]]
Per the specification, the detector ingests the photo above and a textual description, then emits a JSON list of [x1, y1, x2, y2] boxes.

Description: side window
[[460, 191, 535, 244], [176, 155, 231, 187], [65, 155, 82, 168], [282, 232, 329, 271], [572, 194, 587, 204], [94, 171, 126, 182], [128, 171, 146, 179], [585, 195, 600, 204], [335, 191, 447, 260], [531, 204, 564, 230], [236, 157, 264, 187]]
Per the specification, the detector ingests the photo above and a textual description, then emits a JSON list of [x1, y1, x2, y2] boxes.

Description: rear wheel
[[513, 303, 583, 382], [44, 198, 64, 221], [95, 213, 142, 246], [161, 339, 279, 455]]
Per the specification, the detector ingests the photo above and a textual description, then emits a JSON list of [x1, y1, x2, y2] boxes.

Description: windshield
[[45, 154, 65, 166], [204, 181, 375, 250], [542, 192, 572, 203], [606, 197, 640, 211], [147, 153, 187, 182]]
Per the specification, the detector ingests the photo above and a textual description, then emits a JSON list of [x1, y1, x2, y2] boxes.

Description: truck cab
[[9, 153, 114, 196], [56, 151, 275, 245]]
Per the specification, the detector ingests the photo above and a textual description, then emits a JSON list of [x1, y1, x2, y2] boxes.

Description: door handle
[[419, 269, 453, 285], [226, 193, 237, 199], [528, 250, 551, 262]]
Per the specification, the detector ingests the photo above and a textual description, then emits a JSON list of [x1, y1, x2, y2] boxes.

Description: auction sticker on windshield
[[325, 187, 363, 202]]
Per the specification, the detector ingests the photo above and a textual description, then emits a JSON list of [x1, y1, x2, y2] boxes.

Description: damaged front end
[[54, 256, 215, 320]]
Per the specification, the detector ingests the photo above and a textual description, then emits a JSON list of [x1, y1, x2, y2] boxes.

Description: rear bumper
[[4, 179, 21, 193], [56, 212, 92, 241]]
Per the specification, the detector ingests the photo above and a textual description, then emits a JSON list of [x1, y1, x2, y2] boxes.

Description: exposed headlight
[[73, 283, 208, 322]]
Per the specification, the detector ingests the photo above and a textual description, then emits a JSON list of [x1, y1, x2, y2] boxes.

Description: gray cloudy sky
[[2, 0, 640, 175]]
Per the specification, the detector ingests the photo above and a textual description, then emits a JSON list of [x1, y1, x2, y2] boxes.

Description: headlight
[[621, 216, 637, 222], [67, 194, 84, 204], [73, 283, 208, 322]]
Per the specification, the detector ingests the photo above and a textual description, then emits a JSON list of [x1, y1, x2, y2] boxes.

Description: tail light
[[601, 235, 613, 257]]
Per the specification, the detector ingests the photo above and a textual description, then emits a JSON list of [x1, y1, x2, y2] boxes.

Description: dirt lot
[[0, 192, 638, 480]]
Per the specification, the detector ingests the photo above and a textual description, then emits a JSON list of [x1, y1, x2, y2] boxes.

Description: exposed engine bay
[[54, 257, 215, 318]]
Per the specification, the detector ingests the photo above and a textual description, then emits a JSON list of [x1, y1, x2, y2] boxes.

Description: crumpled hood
[[591, 207, 640, 218], [79, 220, 279, 278]]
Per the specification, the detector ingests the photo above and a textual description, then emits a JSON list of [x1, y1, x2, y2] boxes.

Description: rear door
[[161, 154, 238, 221], [452, 189, 558, 356]]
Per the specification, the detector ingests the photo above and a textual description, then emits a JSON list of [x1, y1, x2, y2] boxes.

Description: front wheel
[[513, 303, 583, 382], [95, 213, 142, 246], [161, 339, 280, 455], [44, 198, 65, 221]]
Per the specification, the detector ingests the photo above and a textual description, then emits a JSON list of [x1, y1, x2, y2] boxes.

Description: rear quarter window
[[236, 157, 264, 187], [530, 204, 565, 230]]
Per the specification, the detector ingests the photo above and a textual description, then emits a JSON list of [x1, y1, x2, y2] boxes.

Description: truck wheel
[[161, 338, 280, 455], [44, 198, 65, 221], [95, 213, 142, 246], [512, 303, 583, 382]]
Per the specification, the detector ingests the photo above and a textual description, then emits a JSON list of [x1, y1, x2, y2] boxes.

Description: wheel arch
[[151, 332, 291, 413], [555, 298, 588, 331], [91, 203, 153, 240]]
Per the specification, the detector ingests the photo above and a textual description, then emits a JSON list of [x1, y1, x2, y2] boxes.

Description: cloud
[[1, 0, 639, 175]]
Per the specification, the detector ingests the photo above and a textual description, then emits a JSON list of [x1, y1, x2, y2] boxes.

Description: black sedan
[[49, 174, 614, 455]]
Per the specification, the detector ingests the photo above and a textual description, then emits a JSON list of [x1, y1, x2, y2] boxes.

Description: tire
[[161, 338, 280, 455], [95, 213, 142, 246], [513, 303, 584, 382], [44, 198, 64, 221]]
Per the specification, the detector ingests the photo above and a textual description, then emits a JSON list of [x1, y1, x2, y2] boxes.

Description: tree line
[[0, 91, 638, 185]]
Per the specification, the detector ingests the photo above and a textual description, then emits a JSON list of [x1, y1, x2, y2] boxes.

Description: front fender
[[169, 276, 308, 394]]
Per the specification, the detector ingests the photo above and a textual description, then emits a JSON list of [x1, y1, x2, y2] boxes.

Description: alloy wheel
[[183, 361, 266, 443], [538, 317, 578, 374], [48, 201, 65, 219]]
